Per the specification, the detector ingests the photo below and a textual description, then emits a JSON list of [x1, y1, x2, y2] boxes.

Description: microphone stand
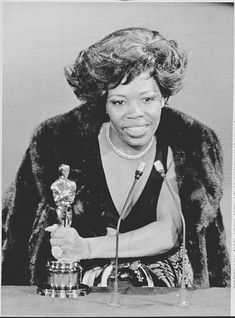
[[109, 162, 146, 307], [154, 160, 189, 307]]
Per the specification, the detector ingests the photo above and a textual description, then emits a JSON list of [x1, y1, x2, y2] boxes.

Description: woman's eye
[[142, 97, 156, 102], [110, 100, 125, 106]]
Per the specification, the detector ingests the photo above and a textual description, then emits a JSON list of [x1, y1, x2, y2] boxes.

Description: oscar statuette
[[37, 164, 90, 298]]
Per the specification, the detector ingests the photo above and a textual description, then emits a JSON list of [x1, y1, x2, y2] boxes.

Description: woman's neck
[[98, 123, 157, 214], [106, 122, 154, 160]]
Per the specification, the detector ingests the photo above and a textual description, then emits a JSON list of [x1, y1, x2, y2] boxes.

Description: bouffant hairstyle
[[65, 27, 188, 105], [64, 27, 188, 131]]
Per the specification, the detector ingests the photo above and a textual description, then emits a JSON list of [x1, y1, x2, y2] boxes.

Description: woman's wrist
[[84, 238, 92, 259], [85, 236, 114, 259]]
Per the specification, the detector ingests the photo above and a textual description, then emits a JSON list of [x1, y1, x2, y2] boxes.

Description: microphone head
[[154, 160, 166, 178], [135, 162, 146, 179], [137, 161, 146, 173]]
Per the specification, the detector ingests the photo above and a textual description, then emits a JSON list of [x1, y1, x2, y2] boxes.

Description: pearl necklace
[[105, 122, 154, 160]]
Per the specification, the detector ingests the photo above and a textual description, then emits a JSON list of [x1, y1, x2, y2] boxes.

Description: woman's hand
[[45, 224, 90, 262]]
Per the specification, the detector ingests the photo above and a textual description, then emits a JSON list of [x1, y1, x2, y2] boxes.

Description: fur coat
[[2, 105, 231, 287]]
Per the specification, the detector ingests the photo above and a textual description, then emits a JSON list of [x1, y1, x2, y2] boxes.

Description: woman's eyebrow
[[108, 94, 126, 98], [139, 90, 161, 95]]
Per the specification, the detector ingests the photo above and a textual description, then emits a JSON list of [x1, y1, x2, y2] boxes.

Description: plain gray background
[[2, 1, 234, 256]]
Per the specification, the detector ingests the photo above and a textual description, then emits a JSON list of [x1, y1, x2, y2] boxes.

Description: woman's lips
[[124, 125, 148, 137]]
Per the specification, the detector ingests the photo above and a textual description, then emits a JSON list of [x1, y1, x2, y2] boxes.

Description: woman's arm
[[49, 147, 183, 261], [87, 147, 182, 258]]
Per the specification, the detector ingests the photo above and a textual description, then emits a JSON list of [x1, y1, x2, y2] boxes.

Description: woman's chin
[[125, 135, 153, 151]]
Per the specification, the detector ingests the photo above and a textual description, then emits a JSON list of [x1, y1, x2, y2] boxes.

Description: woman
[[2, 27, 230, 288]]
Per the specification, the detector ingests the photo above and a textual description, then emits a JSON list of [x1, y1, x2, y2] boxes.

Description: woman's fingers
[[47, 226, 85, 261], [50, 228, 76, 246], [45, 224, 58, 233], [46, 226, 89, 261], [50, 237, 65, 246], [50, 226, 77, 238]]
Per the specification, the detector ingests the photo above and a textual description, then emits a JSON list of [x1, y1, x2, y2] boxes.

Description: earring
[[105, 110, 110, 121], [164, 97, 169, 106]]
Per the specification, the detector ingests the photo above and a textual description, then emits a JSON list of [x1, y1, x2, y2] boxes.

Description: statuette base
[[37, 284, 90, 298], [37, 260, 90, 298]]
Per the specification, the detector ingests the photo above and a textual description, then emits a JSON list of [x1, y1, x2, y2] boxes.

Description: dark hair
[[65, 27, 188, 105]]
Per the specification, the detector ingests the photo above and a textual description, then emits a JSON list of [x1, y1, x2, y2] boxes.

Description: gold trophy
[[37, 164, 90, 298]]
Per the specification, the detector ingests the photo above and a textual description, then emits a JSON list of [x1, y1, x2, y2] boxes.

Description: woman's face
[[106, 72, 164, 153]]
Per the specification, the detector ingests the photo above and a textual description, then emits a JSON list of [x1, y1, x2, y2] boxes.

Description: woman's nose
[[127, 101, 144, 117]]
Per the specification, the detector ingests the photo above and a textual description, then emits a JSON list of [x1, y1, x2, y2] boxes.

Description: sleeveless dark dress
[[77, 136, 193, 288]]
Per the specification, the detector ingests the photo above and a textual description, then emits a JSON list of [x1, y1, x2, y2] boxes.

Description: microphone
[[109, 161, 146, 306], [154, 160, 189, 307]]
